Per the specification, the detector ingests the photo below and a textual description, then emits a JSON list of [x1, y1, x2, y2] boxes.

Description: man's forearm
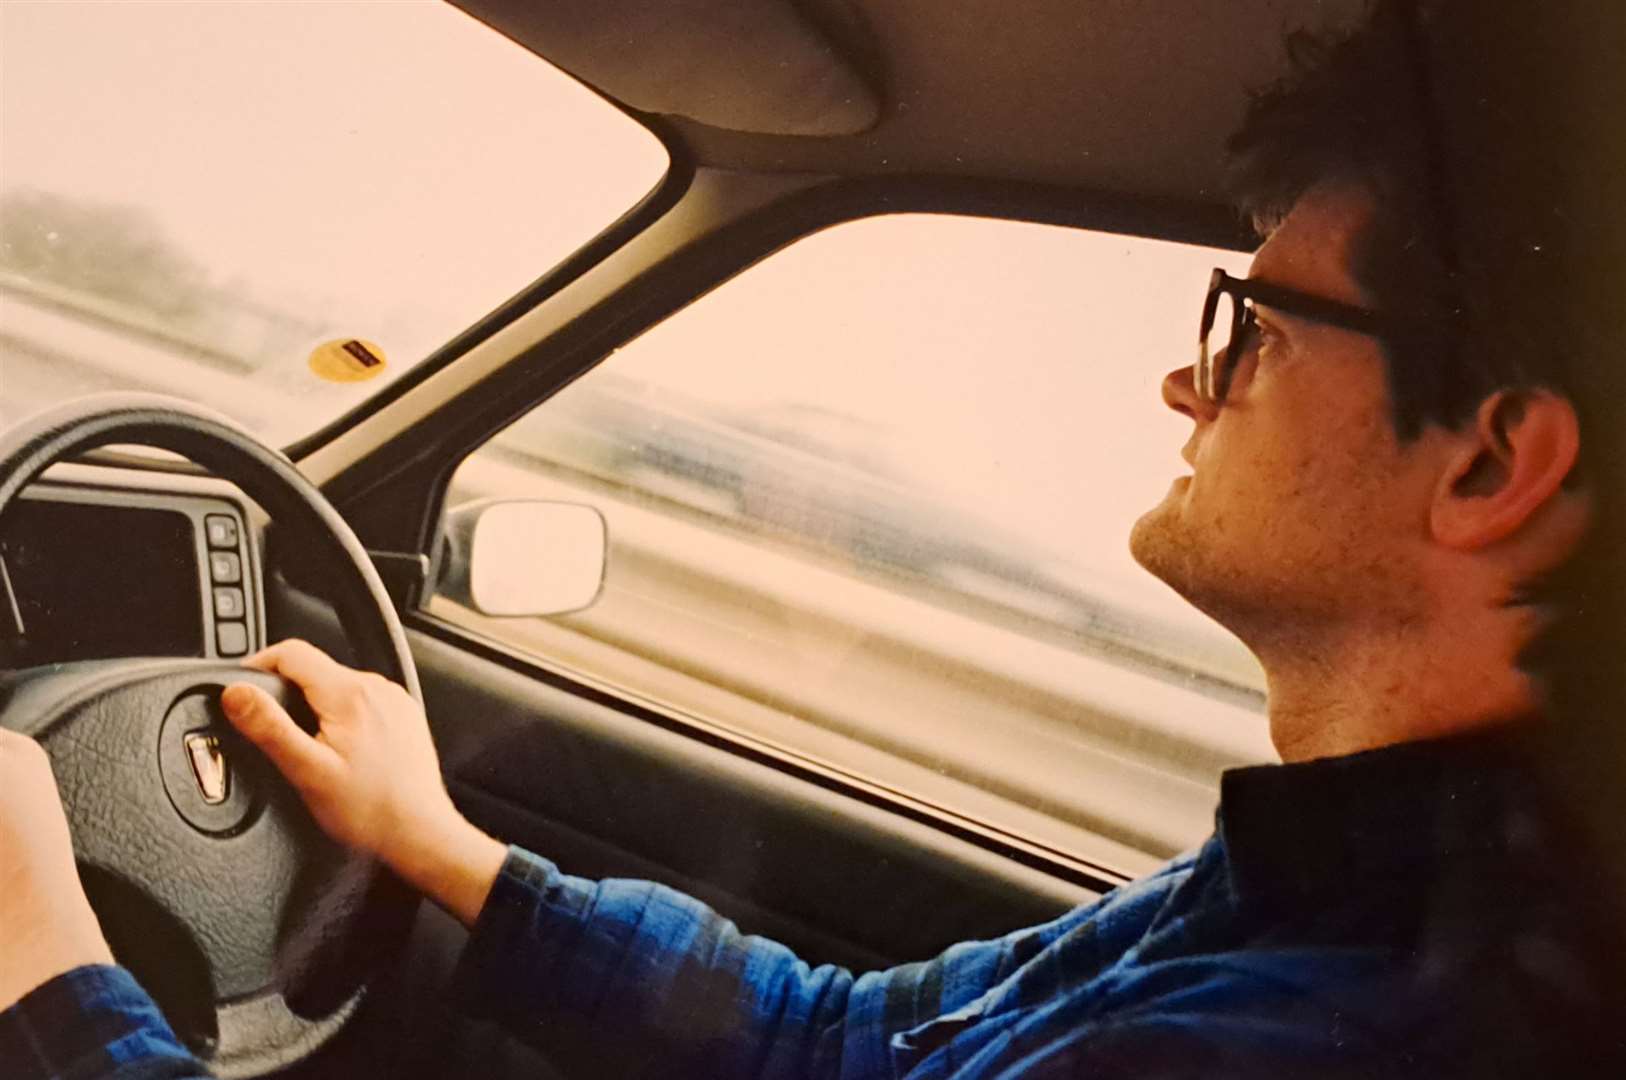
[[0, 730, 117, 1014], [0, 909, 113, 1014], [453, 847, 879, 1078], [0, 816, 506, 1080]]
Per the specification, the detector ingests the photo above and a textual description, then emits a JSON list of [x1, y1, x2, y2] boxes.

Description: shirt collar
[[1216, 725, 1561, 907]]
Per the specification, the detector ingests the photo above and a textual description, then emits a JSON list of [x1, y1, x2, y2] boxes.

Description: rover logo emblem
[[183, 732, 230, 806]]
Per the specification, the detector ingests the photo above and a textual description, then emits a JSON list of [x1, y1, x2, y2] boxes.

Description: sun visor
[[453, 0, 881, 136]]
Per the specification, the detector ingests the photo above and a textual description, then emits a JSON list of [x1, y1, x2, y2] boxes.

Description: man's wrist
[[0, 909, 114, 1012], [380, 809, 508, 928]]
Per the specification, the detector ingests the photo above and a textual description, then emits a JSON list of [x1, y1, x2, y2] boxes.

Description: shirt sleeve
[[0, 965, 210, 1080], [452, 845, 1050, 1080]]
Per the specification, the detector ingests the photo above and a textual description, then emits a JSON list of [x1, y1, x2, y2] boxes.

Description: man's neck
[[1257, 606, 1541, 764]]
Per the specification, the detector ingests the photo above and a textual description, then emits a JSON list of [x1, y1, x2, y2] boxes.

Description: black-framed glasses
[[1197, 268, 1397, 404]]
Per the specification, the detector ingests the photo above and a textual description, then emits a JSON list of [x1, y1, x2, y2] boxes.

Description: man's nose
[[1161, 364, 1218, 423]]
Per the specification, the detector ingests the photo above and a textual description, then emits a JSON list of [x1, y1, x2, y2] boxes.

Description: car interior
[[1, 1, 1477, 1077]]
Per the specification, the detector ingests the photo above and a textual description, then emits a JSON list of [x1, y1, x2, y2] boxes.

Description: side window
[[430, 215, 1271, 875]]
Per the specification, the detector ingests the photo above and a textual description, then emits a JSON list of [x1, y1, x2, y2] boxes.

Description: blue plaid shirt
[[4, 729, 1621, 1078]]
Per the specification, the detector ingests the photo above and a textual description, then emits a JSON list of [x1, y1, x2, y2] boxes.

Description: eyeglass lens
[[1202, 290, 1241, 400]]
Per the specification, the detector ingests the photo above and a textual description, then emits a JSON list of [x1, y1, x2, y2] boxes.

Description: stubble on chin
[[1129, 493, 1195, 594], [1131, 512, 1196, 611], [1129, 498, 1269, 633]]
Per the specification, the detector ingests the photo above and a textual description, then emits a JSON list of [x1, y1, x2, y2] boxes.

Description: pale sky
[[1, 0, 1255, 635], [0, 0, 666, 344]]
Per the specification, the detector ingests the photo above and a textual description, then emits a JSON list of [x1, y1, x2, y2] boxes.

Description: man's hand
[[0, 730, 114, 1011], [221, 640, 507, 927]]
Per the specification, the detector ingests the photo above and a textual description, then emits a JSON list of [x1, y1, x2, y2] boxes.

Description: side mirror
[[437, 499, 606, 617]]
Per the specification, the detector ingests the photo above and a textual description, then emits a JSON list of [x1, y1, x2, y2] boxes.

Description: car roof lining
[[452, 0, 882, 137], [452, 0, 1369, 242]]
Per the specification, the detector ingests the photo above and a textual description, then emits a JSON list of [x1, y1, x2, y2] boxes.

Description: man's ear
[[1431, 388, 1582, 550]]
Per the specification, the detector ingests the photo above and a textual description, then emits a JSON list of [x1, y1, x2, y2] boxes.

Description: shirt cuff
[[0, 964, 204, 1079], [452, 846, 583, 1019]]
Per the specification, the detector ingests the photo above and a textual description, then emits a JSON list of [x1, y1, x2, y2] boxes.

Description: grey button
[[213, 587, 245, 620], [205, 515, 239, 549], [209, 552, 241, 583], [216, 621, 248, 656]]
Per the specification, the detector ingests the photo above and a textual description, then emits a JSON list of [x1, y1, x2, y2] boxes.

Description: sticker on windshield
[[308, 338, 388, 383]]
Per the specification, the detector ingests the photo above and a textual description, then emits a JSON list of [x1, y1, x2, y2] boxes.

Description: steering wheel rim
[[0, 393, 421, 1077]]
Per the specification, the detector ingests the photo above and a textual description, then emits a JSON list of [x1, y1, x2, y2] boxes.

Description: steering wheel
[[0, 394, 421, 1077]]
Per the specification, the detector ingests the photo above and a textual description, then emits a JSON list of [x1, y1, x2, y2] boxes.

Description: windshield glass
[[0, 0, 668, 445]]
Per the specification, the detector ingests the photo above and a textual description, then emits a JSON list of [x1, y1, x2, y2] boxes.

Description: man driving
[[3, 3, 1623, 1077]]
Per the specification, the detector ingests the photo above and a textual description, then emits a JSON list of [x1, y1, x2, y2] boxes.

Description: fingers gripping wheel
[[0, 394, 422, 1077]]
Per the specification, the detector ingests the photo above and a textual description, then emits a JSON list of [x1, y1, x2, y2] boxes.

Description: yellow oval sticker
[[308, 338, 388, 383]]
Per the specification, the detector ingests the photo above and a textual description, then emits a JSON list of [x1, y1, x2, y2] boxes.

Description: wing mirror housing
[[437, 499, 607, 617]]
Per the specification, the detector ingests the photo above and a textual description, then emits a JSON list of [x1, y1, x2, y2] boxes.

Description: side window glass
[[431, 215, 1270, 874]]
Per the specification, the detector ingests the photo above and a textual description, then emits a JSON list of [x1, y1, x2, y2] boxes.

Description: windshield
[[0, 0, 668, 445]]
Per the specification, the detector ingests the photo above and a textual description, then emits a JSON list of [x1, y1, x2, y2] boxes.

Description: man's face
[[1130, 184, 1441, 644]]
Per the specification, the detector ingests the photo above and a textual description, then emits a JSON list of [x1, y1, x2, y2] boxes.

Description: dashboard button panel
[[203, 512, 251, 656]]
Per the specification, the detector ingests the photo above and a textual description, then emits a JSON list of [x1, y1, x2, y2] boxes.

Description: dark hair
[[1224, 0, 1519, 441], [1229, 0, 1626, 919], [1224, 0, 1622, 598]]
